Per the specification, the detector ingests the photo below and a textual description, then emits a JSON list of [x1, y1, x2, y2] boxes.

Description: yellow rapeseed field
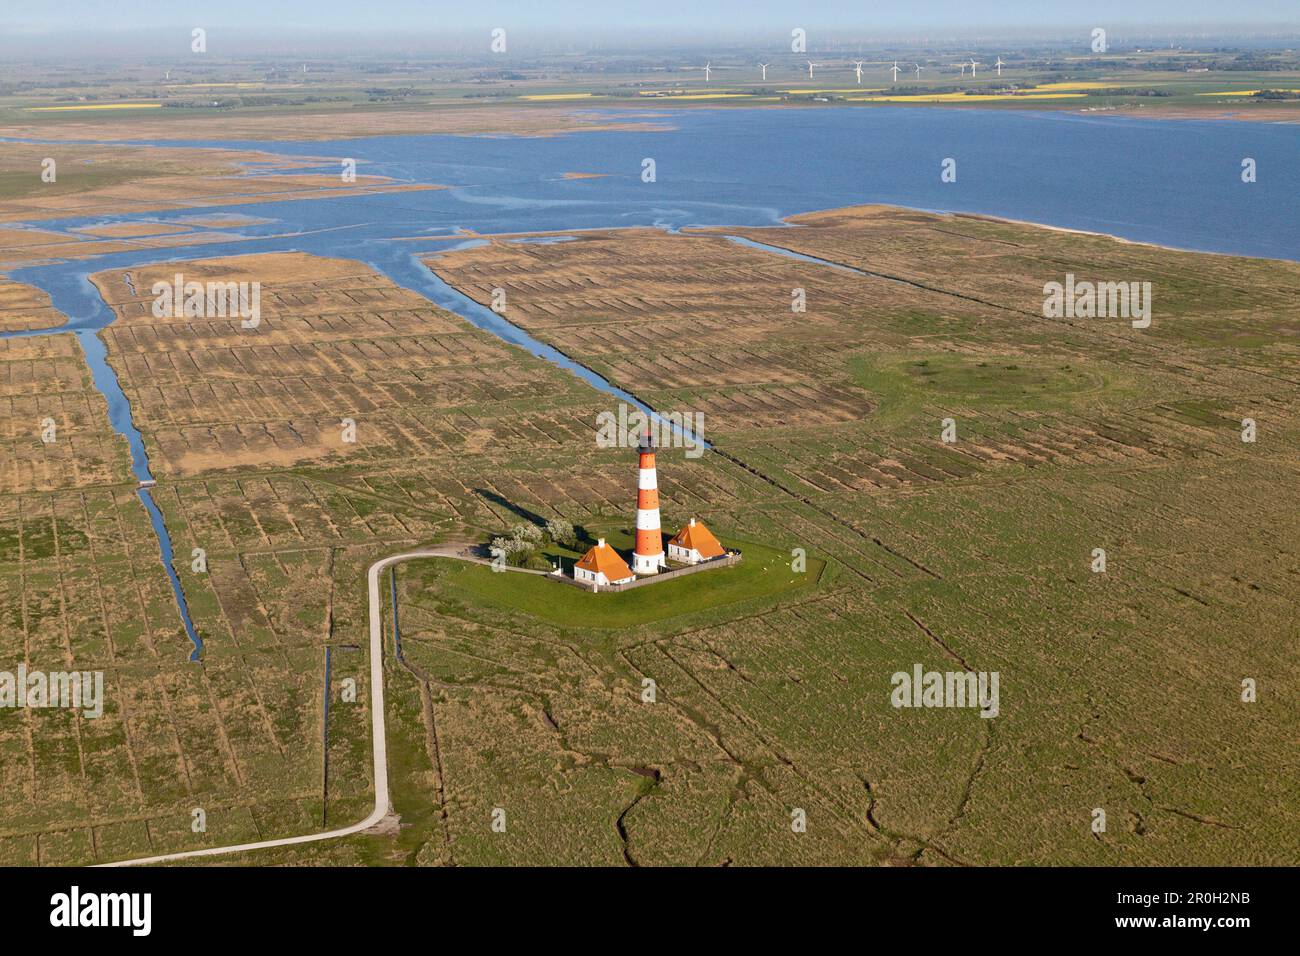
[[27, 102, 163, 112], [522, 93, 598, 101], [849, 92, 1088, 103]]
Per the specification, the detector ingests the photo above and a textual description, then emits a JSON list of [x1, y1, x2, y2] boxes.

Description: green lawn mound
[[851, 353, 1114, 421], [416, 539, 824, 630]]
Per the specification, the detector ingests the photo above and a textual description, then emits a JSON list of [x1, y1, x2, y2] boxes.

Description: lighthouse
[[632, 427, 667, 574]]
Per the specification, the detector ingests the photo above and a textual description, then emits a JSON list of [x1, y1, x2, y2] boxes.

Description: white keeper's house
[[667, 517, 726, 565], [573, 538, 636, 587]]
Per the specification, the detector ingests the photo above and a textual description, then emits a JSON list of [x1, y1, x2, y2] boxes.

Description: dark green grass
[[849, 352, 1120, 425]]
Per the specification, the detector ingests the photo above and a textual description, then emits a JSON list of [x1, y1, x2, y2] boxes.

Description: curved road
[[97, 549, 447, 868]]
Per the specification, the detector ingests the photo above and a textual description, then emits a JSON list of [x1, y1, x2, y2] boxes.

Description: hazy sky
[[3, 1, 1297, 53], [6, 0, 1300, 32]]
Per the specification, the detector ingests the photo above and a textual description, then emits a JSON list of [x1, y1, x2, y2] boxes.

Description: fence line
[[556, 551, 742, 593]]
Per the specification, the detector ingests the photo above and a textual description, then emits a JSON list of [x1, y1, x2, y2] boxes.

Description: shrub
[[490, 535, 534, 567]]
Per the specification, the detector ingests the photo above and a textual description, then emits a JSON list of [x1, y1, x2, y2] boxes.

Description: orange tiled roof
[[576, 542, 634, 580], [669, 519, 725, 558]]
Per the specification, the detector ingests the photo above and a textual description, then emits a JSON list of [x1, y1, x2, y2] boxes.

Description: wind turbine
[[959, 61, 967, 77], [759, 62, 770, 81], [854, 60, 864, 84], [806, 60, 816, 80], [996, 56, 1005, 77], [969, 58, 979, 77], [914, 63, 924, 79], [704, 61, 711, 83], [890, 60, 901, 83]]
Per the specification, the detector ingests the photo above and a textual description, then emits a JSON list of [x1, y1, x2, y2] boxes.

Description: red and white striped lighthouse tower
[[632, 427, 666, 574]]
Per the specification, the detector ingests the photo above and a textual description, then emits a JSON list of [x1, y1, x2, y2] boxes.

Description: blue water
[[4, 106, 1298, 660], [723, 234, 878, 276], [30, 106, 1290, 257], [79, 329, 204, 660]]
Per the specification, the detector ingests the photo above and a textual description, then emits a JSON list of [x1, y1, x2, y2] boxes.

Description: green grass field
[[849, 353, 1124, 423], [412, 537, 826, 631]]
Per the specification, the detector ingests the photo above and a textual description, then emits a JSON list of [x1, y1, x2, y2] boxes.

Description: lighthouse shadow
[[572, 525, 609, 550], [473, 488, 548, 527], [472, 487, 601, 552]]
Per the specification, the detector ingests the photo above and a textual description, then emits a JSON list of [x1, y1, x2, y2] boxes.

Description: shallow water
[[78, 328, 203, 659]]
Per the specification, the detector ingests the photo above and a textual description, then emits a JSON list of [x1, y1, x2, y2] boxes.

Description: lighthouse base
[[632, 552, 666, 575]]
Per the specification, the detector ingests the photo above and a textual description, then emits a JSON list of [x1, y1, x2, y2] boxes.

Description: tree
[[512, 522, 543, 545], [545, 517, 576, 548]]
